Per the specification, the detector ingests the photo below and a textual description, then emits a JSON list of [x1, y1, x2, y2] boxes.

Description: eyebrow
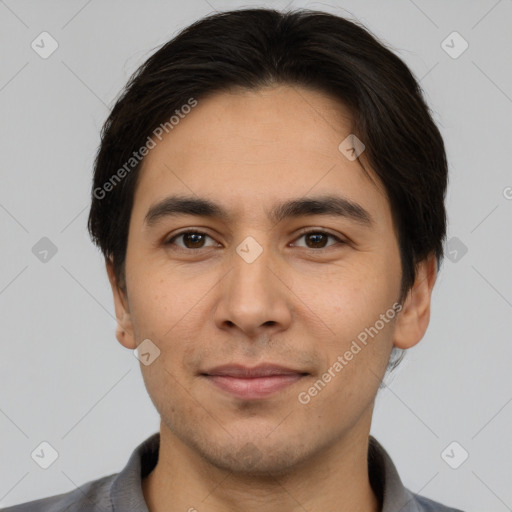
[[144, 194, 374, 228]]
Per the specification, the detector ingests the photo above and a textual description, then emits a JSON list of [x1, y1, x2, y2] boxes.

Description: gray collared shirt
[[1, 433, 464, 511]]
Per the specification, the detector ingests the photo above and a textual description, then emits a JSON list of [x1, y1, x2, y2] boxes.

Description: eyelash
[[164, 229, 346, 252]]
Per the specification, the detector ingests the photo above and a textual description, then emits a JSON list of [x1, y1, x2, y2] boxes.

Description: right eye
[[164, 230, 220, 251]]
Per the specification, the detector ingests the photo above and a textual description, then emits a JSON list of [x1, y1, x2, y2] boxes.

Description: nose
[[213, 238, 292, 339]]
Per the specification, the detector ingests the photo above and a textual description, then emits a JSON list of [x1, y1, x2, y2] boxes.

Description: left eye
[[291, 230, 343, 249], [165, 230, 343, 250]]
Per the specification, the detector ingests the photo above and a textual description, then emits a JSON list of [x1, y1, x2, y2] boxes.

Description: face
[[108, 85, 436, 475]]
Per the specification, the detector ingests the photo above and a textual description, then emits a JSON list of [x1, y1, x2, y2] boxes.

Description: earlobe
[[105, 257, 137, 350], [393, 253, 438, 350], [114, 311, 137, 350]]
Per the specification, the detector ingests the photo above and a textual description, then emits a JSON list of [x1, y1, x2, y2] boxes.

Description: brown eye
[[292, 230, 344, 249], [305, 232, 329, 248], [166, 231, 217, 250]]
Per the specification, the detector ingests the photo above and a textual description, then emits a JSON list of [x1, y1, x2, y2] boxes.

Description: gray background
[[1, 0, 511, 510]]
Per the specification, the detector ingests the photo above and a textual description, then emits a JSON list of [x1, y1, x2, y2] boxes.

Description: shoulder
[[414, 492, 466, 512], [368, 436, 465, 512], [0, 473, 116, 512]]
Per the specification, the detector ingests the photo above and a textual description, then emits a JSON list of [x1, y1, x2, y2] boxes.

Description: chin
[[188, 432, 312, 476], [207, 445, 305, 476]]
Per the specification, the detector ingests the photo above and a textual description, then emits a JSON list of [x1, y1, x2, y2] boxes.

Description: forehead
[[131, 85, 389, 225]]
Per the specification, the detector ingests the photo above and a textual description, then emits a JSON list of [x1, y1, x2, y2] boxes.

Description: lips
[[201, 364, 308, 400], [203, 363, 306, 378]]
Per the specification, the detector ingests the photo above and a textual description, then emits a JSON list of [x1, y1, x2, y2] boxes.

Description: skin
[[106, 84, 437, 512]]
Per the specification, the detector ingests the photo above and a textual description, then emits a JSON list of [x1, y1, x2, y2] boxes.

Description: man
[[3, 7, 464, 512]]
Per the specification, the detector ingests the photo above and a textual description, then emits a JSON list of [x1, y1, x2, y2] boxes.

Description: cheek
[[126, 270, 210, 375], [126, 263, 200, 336], [302, 315, 395, 420], [293, 263, 398, 379], [294, 260, 393, 330]]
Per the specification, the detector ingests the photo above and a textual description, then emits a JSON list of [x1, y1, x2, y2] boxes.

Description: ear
[[393, 253, 438, 350], [106, 257, 137, 350]]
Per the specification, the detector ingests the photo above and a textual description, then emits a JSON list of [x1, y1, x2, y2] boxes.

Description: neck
[[142, 420, 380, 512]]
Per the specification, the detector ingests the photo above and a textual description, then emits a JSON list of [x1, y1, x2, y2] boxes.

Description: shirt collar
[[368, 436, 421, 512], [110, 432, 159, 511], [109, 432, 419, 511]]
